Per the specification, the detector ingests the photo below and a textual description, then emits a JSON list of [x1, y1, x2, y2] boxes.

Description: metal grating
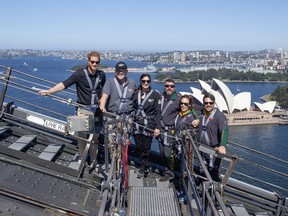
[[128, 186, 181, 216]]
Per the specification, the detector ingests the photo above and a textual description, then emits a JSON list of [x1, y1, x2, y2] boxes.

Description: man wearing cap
[[99, 61, 136, 115]]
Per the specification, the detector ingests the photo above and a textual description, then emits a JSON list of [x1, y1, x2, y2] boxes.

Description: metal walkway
[[128, 169, 182, 216]]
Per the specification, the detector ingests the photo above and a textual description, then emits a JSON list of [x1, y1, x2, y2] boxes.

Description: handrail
[[179, 130, 236, 216]]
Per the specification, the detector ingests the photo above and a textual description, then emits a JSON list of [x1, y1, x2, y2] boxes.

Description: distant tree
[[270, 85, 288, 108]]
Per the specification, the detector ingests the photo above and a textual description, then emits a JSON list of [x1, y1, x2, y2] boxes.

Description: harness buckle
[[202, 125, 207, 131], [120, 97, 126, 103], [138, 105, 144, 110]]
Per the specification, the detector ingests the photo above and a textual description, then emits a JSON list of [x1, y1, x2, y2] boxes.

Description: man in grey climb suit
[[198, 92, 228, 182], [158, 79, 181, 182], [99, 61, 135, 115]]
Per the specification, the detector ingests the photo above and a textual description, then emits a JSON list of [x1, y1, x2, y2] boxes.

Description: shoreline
[[153, 79, 288, 84]]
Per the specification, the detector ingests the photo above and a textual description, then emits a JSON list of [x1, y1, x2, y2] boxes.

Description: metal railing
[[178, 130, 238, 216]]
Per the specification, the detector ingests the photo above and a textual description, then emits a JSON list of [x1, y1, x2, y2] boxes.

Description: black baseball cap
[[115, 61, 127, 71]]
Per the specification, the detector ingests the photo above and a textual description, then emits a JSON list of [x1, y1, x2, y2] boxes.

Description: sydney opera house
[[180, 78, 279, 125]]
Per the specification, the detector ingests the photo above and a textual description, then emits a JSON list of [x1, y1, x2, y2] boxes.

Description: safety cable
[[229, 140, 288, 164], [228, 144, 288, 170], [0, 78, 82, 108], [237, 157, 288, 178], [0, 64, 77, 93], [222, 166, 288, 193], [9, 75, 77, 97], [5, 95, 67, 118]]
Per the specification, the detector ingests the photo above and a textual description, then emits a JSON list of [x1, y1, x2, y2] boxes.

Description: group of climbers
[[39, 51, 229, 193]]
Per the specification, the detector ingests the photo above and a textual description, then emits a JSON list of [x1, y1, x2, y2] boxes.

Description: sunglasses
[[141, 79, 151, 84], [164, 84, 175, 88], [90, 60, 100, 64], [204, 101, 215, 105], [180, 102, 189, 106]]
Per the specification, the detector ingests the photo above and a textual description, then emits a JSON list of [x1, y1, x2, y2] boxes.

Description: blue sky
[[1, 0, 288, 52]]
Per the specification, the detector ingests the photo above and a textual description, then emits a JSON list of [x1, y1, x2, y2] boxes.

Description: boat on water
[[0, 64, 287, 216], [128, 65, 158, 73], [103, 65, 158, 73]]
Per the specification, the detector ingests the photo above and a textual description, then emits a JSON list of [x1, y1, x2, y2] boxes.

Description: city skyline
[[1, 0, 288, 52]]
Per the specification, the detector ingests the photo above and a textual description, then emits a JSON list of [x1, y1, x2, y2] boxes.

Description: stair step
[[231, 205, 249, 216], [9, 135, 37, 151], [128, 187, 181, 216], [38, 144, 63, 161]]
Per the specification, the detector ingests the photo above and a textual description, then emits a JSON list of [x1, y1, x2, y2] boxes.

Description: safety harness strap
[[200, 108, 217, 168], [84, 69, 100, 106], [135, 90, 154, 135], [114, 78, 129, 114]]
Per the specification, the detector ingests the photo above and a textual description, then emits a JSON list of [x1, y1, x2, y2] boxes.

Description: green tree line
[[155, 69, 288, 82], [271, 85, 288, 109]]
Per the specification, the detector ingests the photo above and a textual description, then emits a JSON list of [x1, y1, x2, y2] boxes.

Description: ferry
[[103, 65, 158, 73], [128, 65, 158, 73], [0, 64, 287, 216]]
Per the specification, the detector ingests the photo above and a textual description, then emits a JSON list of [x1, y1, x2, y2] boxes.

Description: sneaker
[[134, 167, 149, 174], [134, 167, 149, 178], [178, 190, 187, 202], [159, 171, 174, 182]]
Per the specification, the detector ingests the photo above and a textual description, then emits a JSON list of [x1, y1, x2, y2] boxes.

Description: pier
[[225, 110, 288, 126]]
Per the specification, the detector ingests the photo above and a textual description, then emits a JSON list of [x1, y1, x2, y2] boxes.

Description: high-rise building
[[181, 52, 186, 63], [226, 51, 229, 58], [173, 51, 180, 61]]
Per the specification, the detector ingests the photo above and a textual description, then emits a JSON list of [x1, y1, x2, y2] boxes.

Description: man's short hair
[[165, 78, 175, 84], [203, 92, 215, 102], [87, 51, 100, 61]]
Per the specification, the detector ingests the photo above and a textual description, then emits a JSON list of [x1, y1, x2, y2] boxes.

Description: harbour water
[[1, 56, 287, 196]]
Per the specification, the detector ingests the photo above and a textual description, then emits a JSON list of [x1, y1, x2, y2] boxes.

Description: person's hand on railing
[[215, 146, 226, 154], [99, 104, 106, 113], [38, 89, 50, 96]]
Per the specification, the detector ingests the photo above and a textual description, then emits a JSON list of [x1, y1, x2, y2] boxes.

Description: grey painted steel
[[0, 126, 10, 135], [68, 153, 80, 170], [128, 187, 181, 216], [231, 205, 250, 216], [0, 160, 100, 215], [38, 144, 63, 161], [8, 135, 36, 151]]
